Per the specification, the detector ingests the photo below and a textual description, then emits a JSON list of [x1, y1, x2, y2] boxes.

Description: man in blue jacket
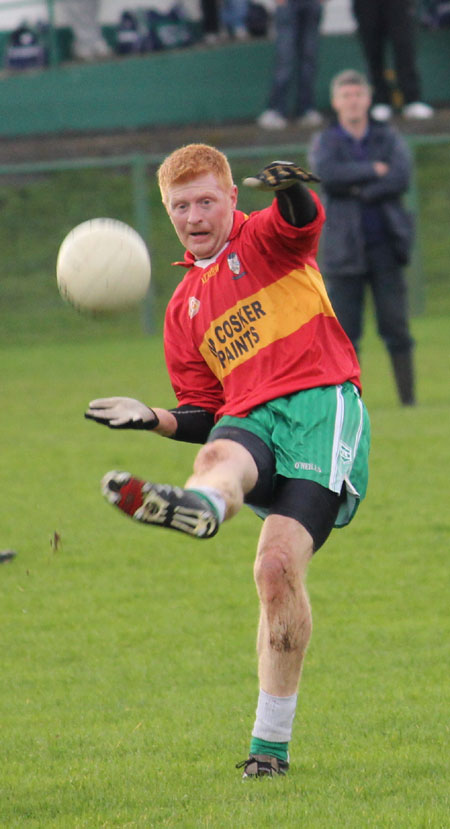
[[309, 69, 416, 405]]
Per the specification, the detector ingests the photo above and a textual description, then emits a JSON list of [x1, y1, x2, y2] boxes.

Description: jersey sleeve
[[245, 190, 325, 262]]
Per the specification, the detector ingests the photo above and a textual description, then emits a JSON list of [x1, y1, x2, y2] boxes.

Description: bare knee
[[192, 440, 231, 476], [254, 545, 300, 605], [255, 545, 312, 653]]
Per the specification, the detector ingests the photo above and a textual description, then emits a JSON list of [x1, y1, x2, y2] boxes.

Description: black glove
[[243, 160, 320, 190], [85, 397, 159, 430]]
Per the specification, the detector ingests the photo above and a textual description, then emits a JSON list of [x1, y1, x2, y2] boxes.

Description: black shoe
[[101, 471, 219, 539], [236, 754, 289, 778], [390, 350, 416, 406], [0, 549, 17, 563]]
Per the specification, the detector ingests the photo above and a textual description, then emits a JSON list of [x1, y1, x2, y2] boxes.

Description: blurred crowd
[[200, 0, 254, 44], [61, 0, 438, 123], [66, 1, 266, 59], [3, 0, 439, 123], [256, 0, 435, 127]]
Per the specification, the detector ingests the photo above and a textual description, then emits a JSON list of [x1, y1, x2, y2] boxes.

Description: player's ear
[[230, 184, 238, 209]]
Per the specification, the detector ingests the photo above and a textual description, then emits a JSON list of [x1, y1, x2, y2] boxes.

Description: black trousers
[[201, 0, 220, 34], [325, 242, 414, 356], [352, 0, 421, 104]]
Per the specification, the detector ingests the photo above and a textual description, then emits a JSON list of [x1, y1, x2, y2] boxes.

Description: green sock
[[250, 736, 289, 762], [187, 488, 222, 521]]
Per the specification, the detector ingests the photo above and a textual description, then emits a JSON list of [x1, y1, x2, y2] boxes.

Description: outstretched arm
[[243, 160, 320, 227], [85, 397, 215, 443]]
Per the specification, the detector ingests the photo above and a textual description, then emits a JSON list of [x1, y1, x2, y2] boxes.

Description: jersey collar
[[172, 210, 249, 268]]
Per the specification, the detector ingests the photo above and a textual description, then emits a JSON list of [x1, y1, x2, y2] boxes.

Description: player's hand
[[85, 397, 160, 430], [243, 160, 320, 190]]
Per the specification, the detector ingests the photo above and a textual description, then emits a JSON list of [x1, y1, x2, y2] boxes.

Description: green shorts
[[211, 383, 370, 528]]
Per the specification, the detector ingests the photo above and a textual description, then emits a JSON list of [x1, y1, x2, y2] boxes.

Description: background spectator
[[222, 0, 250, 40], [200, 0, 221, 44], [309, 69, 417, 405], [257, 0, 325, 130], [66, 0, 112, 61], [352, 0, 434, 121]]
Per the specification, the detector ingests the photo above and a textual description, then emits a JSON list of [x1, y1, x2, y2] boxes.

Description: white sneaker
[[73, 38, 112, 61], [371, 104, 393, 122], [233, 26, 249, 41], [93, 38, 112, 58], [203, 32, 219, 46], [297, 110, 323, 128], [402, 101, 434, 120], [257, 109, 288, 130]]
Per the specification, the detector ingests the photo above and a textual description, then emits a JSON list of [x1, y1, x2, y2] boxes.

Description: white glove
[[85, 397, 159, 430]]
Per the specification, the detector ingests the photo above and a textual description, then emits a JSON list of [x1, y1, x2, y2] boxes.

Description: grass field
[[1, 143, 449, 826]]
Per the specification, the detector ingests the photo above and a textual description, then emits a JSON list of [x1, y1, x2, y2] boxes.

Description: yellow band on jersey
[[199, 264, 335, 382]]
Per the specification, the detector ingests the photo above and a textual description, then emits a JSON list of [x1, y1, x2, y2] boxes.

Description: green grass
[[414, 143, 450, 317], [1, 143, 449, 826], [1, 312, 449, 827]]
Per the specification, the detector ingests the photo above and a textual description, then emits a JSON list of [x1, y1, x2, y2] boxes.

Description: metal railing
[[0, 133, 448, 329]]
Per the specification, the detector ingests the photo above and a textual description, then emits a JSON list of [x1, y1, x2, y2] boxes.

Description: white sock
[[187, 486, 227, 523], [252, 688, 298, 742]]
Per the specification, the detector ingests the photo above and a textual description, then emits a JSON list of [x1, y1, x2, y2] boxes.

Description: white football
[[56, 218, 151, 313]]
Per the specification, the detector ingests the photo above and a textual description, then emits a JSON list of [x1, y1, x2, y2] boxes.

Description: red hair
[[157, 144, 234, 205]]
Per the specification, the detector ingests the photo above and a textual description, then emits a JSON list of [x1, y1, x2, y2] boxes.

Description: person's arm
[[85, 397, 215, 444], [275, 182, 317, 226], [243, 160, 319, 226], [358, 131, 412, 202], [309, 132, 378, 194]]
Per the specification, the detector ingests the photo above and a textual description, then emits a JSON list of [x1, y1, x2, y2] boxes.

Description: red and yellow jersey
[[164, 192, 360, 420]]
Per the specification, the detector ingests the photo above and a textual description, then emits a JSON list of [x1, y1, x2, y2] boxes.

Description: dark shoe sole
[[101, 471, 219, 539], [237, 754, 289, 779]]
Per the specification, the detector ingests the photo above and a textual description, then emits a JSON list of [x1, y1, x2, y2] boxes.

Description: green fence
[[0, 5, 448, 138], [0, 135, 448, 343]]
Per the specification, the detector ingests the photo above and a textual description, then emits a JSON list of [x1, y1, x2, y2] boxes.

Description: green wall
[[0, 30, 448, 137]]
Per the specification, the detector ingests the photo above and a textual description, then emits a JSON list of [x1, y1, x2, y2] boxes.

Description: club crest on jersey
[[339, 442, 353, 463], [227, 252, 246, 280], [188, 296, 201, 318]]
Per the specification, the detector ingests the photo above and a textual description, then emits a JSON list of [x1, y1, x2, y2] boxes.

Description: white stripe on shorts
[[343, 393, 364, 497], [329, 384, 344, 492], [353, 395, 364, 460]]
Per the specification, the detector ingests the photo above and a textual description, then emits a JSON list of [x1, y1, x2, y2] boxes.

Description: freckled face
[[166, 173, 238, 260]]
